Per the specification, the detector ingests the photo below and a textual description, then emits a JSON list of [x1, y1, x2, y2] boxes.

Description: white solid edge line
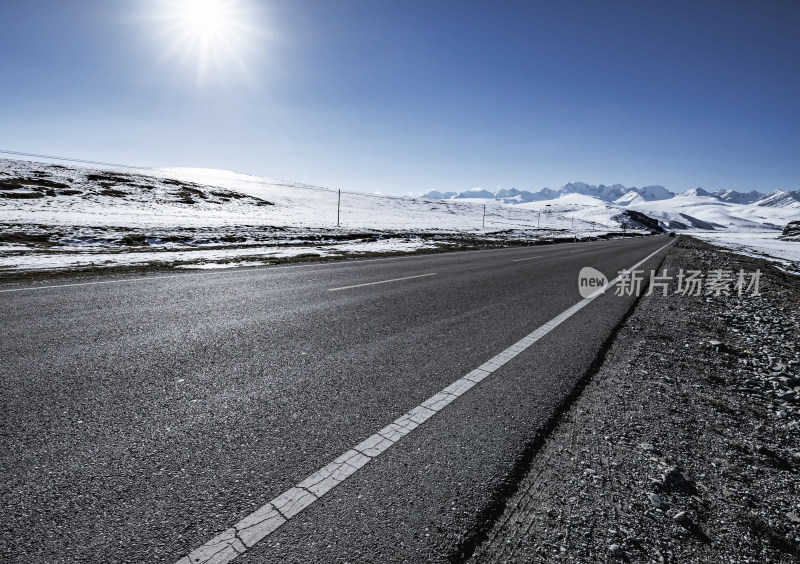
[[328, 272, 437, 291], [174, 239, 674, 564]]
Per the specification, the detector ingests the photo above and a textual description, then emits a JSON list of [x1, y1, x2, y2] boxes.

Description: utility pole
[[538, 209, 541, 228], [337, 189, 341, 227], [482, 204, 486, 228]]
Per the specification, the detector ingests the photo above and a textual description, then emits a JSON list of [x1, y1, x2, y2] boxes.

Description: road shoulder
[[471, 237, 800, 563]]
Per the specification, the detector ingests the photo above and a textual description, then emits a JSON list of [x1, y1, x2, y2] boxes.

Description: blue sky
[[1, 0, 798, 195]]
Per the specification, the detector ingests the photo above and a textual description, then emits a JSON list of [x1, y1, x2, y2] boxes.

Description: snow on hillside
[[634, 185, 674, 201], [680, 187, 713, 198], [559, 182, 629, 201], [421, 189, 457, 200], [0, 158, 643, 274], [516, 198, 618, 230], [422, 182, 800, 222], [164, 167, 639, 234], [0, 159, 622, 233], [691, 232, 800, 275], [424, 182, 675, 204], [614, 191, 647, 206], [3, 157, 794, 275], [753, 189, 800, 208], [712, 189, 761, 204], [626, 191, 797, 232], [2, 238, 444, 273], [452, 187, 495, 199]]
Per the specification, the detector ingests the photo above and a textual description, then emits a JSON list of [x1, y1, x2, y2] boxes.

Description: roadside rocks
[[672, 511, 690, 526], [662, 467, 693, 493], [471, 238, 799, 563], [647, 492, 670, 511]]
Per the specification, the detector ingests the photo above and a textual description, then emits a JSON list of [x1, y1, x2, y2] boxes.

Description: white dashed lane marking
[[511, 255, 543, 262], [174, 240, 674, 564], [328, 272, 437, 291]]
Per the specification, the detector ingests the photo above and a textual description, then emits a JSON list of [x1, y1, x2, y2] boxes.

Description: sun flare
[[178, 0, 231, 37], [153, 0, 260, 83]]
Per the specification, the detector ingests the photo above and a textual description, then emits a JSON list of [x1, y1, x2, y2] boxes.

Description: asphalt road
[[1, 235, 673, 563]]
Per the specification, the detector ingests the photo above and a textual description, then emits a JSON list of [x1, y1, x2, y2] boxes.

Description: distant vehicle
[[668, 232, 676, 237]]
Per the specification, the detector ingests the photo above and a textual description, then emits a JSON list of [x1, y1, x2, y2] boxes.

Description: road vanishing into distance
[[2, 236, 673, 564]]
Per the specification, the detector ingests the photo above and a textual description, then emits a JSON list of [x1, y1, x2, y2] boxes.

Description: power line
[[0, 149, 157, 171]]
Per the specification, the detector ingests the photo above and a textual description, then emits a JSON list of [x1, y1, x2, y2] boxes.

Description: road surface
[[1, 236, 673, 563]]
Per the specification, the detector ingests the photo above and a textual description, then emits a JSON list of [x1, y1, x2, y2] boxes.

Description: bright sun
[[154, 0, 260, 82], [179, 0, 230, 37]]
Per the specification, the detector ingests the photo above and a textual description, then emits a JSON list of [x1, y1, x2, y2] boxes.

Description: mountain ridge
[[421, 183, 800, 209]]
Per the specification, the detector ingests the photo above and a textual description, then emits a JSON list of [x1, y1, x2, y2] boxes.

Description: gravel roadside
[[470, 236, 799, 563]]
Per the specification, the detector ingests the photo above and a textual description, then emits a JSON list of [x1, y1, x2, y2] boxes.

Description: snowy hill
[[625, 192, 797, 232], [692, 231, 800, 275], [1, 158, 650, 235], [3, 156, 797, 234], [421, 189, 458, 200], [418, 180, 798, 233], [1, 158, 663, 273], [4, 159, 794, 235], [752, 189, 800, 208], [712, 189, 761, 204], [2, 157, 796, 273], [423, 183, 798, 212], [613, 192, 647, 206], [680, 187, 714, 198], [559, 182, 628, 201], [452, 187, 495, 199], [633, 185, 674, 201], [494, 187, 550, 204]]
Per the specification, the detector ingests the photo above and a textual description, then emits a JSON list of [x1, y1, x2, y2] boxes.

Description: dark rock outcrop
[[780, 220, 800, 240]]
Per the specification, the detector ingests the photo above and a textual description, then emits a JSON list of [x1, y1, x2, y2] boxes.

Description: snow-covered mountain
[[452, 187, 495, 199], [2, 158, 796, 238], [613, 185, 673, 207], [493, 187, 557, 203], [423, 182, 673, 204], [752, 189, 800, 208], [613, 191, 647, 206], [633, 185, 674, 201], [712, 189, 761, 204], [421, 183, 799, 214], [680, 187, 714, 198], [421, 189, 458, 200], [625, 193, 797, 232], [0, 158, 636, 234], [560, 182, 629, 201], [418, 181, 799, 232]]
